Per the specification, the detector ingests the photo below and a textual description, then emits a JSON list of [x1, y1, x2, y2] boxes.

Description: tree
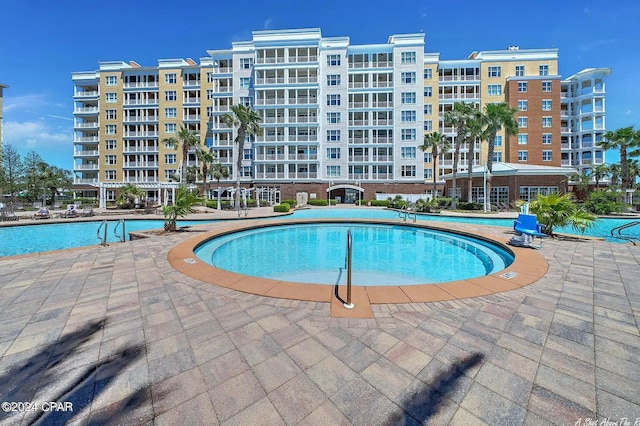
[[443, 102, 474, 209], [163, 125, 201, 184], [0, 143, 22, 200], [22, 151, 45, 203], [419, 132, 450, 197], [40, 164, 72, 206], [210, 162, 229, 211], [465, 109, 486, 203], [221, 104, 263, 213], [117, 183, 145, 208], [529, 192, 596, 236], [196, 148, 215, 204], [599, 126, 640, 192], [163, 185, 203, 232], [608, 163, 621, 187], [592, 164, 610, 190], [482, 103, 518, 210]]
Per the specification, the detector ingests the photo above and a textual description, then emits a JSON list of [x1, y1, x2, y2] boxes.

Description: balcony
[[372, 137, 393, 144], [74, 178, 98, 185], [74, 122, 99, 129], [349, 155, 366, 162], [288, 56, 318, 63], [438, 75, 479, 82], [561, 160, 570, 166], [262, 117, 285, 124], [124, 116, 159, 122], [561, 143, 570, 150], [74, 150, 99, 157], [349, 120, 368, 126], [124, 177, 159, 183], [123, 82, 159, 89], [287, 97, 317, 105], [74, 164, 99, 171], [288, 116, 317, 123], [292, 172, 318, 179], [372, 119, 393, 126], [255, 57, 285, 64], [438, 93, 479, 100], [349, 138, 369, 144], [371, 81, 392, 88], [561, 127, 571, 133], [348, 62, 369, 69], [183, 80, 201, 87], [348, 82, 368, 89], [349, 174, 369, 180], [184, 114, 201, 121], [287, 135, 318, 142], [372, 101, 392, 108], [123, 131, 159, 137], [123, 98, 159, 106], [257, 154, 286, 161], [74, 91, 99, 98], [215, 86, 233, 93], [74, 106, 99, 114], [184, 97, 200, 104], [255, 98, 285, 105], [349, 102, 367, 108], [74, 136, 99, 143], [214, 67, 232, 73], [213, 105, 230, 112], [287, 76, 318, 84], [257, 135, 285, 142], [123, 145, 158, 153], [255, 78, 285, 85], [287, 154, 318, 161], [123, 162, 159, 168], [263, 172, 286, 178], [372, 155, 392, 161]]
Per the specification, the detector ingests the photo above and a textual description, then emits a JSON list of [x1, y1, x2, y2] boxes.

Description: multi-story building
[[72, 29, 609, 205], [0, 83, 7, 198]]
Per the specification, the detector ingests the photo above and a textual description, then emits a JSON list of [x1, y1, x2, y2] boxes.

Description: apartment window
[[165, 91, 176, 101], [401, 110, 416, 122], [326, 148, 341, 159], [165, 73, 177, 84], [326, 165, 340, 177], [487, 84, 502, 96], [327, 130, 341, 142], [327, 74, 341, 86], [401, 72, 416, 84], [105, 124, 116, 135], [424, 69, 432, 79], [401, 129, 417, 140], [518, 134, 528, 145], [517, 100, 528, 111], [164, 170, 177, 180], [424, 152, 432, 163], [515, 65, 525, 77], [327, 54, 341, 66], [492, 152, 502, 162], [105, 75, 117, 86], [105, 140, 117, 150], [424, 120, 433, 131], [105, 170, 116, 180], [165, 123, 176, 133], [518, 150, 528, 161], [243, 149, 253, 160], [240, 58, 253, 69], [239, 96, 251, 106], [206, 72, 214, 83], [539, 65, 549, 76], [105, 109, 116, 120], [542, 100, 552, 111], [542, 133, 552, 144], [517, 82, 527, 92], [165, 154, 177, 164], [165, 107, 177, 118], [105, 92, 117, 103], [542, 116, 552, 128], [206, 89, 214, 100], [327, 112, 341, 124], [401, 165, 416, 177], [206, 106, 213, 117], [488, 66, 501, 77], [518, 117, 528, 128], [326, 94, 341, 106], [494, 135, 502, 146], [424, 169, 432, 179], [239, 77, 250, 89], [401, 52, 416, 64], [542, 81, 552, 92], [401, 92, 416, 104], [164, 141, 175, 149], [105, 155, 116, 165], [542, 150, 553, 161], [401, 147, 416, 159], [424, 104, 432, 115], [424, 86, 433, 97]]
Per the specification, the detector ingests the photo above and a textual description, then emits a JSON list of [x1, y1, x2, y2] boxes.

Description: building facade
[[71, 29, 609, 204], [0, 83, 7, 198]]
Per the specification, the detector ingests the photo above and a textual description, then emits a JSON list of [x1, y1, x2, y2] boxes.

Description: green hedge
[[307, 199, 337, 206], [281, 199, 297, 207], [369, 199, 390, 207], [457, 202, 483, 210], [273, 203, 291, 212]]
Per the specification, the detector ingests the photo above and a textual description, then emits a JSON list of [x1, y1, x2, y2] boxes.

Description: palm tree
[[40, 165, 72, 207], [482, 103, 518, 210], [196, 148, 215, 204], [443, 102, 474, 209], [465, 109, 486, 203], [419, 132, 451, 197], [210, 162, 230, 211], [221, 104, 263, 213], [162, 185, 203, 232], [117, 183, 145, 208], [592, 164, 610, 190], [530, 192, 595, 236], [599, 126, 640, 192], [608, 163, 622, 187], [163, 125, 201, 184]]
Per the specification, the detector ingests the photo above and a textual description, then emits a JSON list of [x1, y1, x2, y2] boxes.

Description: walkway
[[0, 218, 638, 425]]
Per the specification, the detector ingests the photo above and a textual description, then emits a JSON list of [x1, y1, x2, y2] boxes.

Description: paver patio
[[0, 216, 638, 425]]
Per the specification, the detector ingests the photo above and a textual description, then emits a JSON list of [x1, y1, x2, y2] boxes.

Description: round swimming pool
[[194, 223, 514, 286]]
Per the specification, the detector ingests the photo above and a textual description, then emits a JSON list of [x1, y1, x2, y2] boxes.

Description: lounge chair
[[1, 206, 19, 221], [33, 207, 51, 220], [82, 206, 94, 217], [511, 213, 546, 248], [62, 204, 80, 218]]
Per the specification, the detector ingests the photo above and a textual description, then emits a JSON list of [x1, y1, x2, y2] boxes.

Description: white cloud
[[263, 18, 274, 29], [3, 94, 49, 113], [578, 38, 619, 52], [4, 120, 71, 149], [625, 109, 632, 115]]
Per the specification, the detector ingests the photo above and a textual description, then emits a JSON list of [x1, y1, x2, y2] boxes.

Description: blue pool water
[[194, 223, 514, 286], [1, 209, 638, 257]]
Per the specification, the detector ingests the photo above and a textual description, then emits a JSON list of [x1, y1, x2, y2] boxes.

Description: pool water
[[194, 223, 514, 286]]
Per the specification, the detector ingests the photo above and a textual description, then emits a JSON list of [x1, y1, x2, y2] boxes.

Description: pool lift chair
[[511, 213, 546, 249]]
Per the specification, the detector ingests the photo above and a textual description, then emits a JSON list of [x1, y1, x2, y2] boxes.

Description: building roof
[[440, 163, 577, 180]]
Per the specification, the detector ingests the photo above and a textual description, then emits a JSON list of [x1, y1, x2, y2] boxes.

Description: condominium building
[[71, 28, 609, 205]]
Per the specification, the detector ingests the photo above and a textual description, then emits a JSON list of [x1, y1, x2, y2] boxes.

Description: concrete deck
[[0, 214, 639, 425]]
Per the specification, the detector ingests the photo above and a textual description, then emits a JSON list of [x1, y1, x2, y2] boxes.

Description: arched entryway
[[326, 184, 364, 204]]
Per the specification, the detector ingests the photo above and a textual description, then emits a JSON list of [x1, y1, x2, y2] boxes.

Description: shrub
[[435, 197, 452, 208], [415, 198, 439, 213], [387, 195, 407, 209], [281, 199, 297, 207], [73, 198, 98, 206], [308, 199, 328, 206], [530, 192, 596, 236], [369, 199, 390, 207], [206, 200, 217, 209], [457, 202, 483, 211], [584, 190, 626, 215], [273, 203, 291, 212]]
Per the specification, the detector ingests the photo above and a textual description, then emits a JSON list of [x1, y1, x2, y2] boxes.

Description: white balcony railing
[[74, 107, 99, 114], [74, 136, 99, 143], [74, 150, 99, 157], [123, 162, 159, 168], [75, 122, 99, 128], [74, 178, 98, 184], [123, 146, 158, 153], [74, 91, 99, 98], [123, 82, 159, 88], [74, 164, 99, 170]]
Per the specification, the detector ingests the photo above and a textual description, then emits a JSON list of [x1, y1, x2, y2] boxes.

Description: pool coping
[[167, 218, 548, 318]]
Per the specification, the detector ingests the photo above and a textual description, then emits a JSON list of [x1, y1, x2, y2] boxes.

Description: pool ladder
[[114, 219, 126, 243], [399, 205, 416, 223], [96, 220, 108, 246], [342, 229, 354, 309], [610, 221, 640, 245]]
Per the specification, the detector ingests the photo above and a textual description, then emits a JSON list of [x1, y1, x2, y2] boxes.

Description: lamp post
[[483, 161, 488, 213]]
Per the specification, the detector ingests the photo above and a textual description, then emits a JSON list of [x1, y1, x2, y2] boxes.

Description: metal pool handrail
[[343, 229, 354, 309], [113, 219, 126, 243], [610, 221, 640, 245], [96, 220, 108, 246]]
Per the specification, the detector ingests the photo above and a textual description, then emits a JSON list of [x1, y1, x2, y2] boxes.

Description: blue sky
[[1, 0, 638, 170]]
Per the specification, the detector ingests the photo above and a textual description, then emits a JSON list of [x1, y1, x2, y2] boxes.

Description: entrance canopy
[[326, 184, 364, 193]]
